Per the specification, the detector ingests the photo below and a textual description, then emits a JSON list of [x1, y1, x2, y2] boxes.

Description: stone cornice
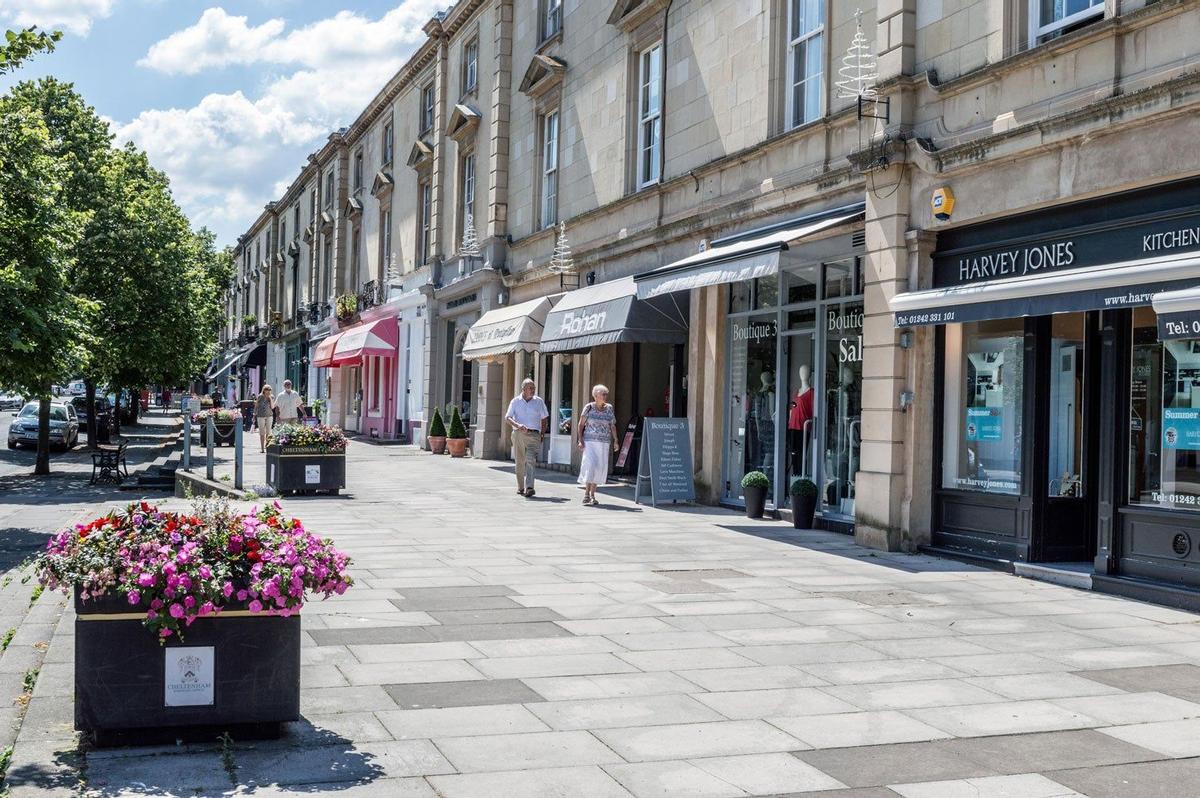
[[342, 41, 440, 147]]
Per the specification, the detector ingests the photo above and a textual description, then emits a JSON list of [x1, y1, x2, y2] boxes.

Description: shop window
[[787, 308, 816, 330], [754, 276, 779, 310], [557, 359, 574, 436], [784, 331, 815, 491], [784, 263, 818, 304], [823, 259, 855, 300], [1129, 308, 1200, 510], [822, 302, 862, 515], [1048, 314, 1085, 497], [727, 313, 779, 504], [942, 319, 1025, 495]]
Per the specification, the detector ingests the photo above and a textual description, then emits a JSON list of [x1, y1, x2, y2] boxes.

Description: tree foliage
[[0, 28, 61, 75]]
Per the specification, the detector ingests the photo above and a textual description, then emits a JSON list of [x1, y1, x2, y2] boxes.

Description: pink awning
[[312, 333, 343, 368], [331, 317, 399, 366]]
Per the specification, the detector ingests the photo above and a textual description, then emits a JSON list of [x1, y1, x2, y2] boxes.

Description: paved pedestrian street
[[7, 443, 1200, 797]]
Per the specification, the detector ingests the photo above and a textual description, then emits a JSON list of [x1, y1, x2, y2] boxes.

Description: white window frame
[[460, 152, 476, 242], [420, 84, 435, 136], [323, 171, 334, 209], [1031, 0, 1103, 43], [382, 121, 394, 165], [786, 0, 825, 130], [419, 180, 433, 266], [380, 207, 392, 279], [637, 41, 663, 189], [542, 0, 563, 42], [540, 110, 559, 230], [353, 150, 363, 192], [462, 37, 479, 95]]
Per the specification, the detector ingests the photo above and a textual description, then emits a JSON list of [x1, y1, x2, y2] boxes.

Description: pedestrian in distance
[[276, 380, 302, 425], [505, 378, 549, 497], [577, 384, 619, 505], [254, 385, 276, 453]]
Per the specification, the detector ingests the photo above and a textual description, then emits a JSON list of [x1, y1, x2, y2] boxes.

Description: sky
[[0, 0, 451, 245]]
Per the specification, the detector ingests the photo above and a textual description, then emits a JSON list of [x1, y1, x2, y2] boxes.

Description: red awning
[[331, 317, 399, 366], [312, 333, 343, 368]]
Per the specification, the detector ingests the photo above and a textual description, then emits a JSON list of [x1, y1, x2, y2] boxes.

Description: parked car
[[68, 381, 86, 396], [7, 401, 80, 450], [0, 393, 24, 411], [70, 396, 114, 442]]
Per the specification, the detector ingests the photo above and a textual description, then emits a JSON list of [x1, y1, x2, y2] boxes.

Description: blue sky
[[1, 1, 449, 244]]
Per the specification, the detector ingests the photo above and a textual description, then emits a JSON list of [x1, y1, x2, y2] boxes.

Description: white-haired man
[[505, 378, 549, 497]]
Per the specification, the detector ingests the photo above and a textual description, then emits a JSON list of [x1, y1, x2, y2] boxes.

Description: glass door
[[726, 313, 779, 504], [822, 301, 863, 518], [782, 329, 816, 498]]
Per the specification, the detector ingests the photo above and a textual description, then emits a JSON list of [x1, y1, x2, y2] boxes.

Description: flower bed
[[266, 424, 348, 494], [267, 423, 348, 453], [32, 500, 352, 741]]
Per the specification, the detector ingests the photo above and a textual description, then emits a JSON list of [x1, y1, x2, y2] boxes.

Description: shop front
[[538, 276, 689, 472], [313, 316, 399, 439], [636, 203, 866, 524], [892, 179, 1200, 605]]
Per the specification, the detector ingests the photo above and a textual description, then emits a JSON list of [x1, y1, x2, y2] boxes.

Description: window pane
[[1130, 307, 1200, 510], [942, 319, 1025, 494], [823, 302, 862, 514], [728, 313, 779, 504], [784, 263, 818, 304], [823, 259, 853, 300], [804, 35, 823, 122], [753, 276, 778, 310], [1048, 314, 1085, 497]]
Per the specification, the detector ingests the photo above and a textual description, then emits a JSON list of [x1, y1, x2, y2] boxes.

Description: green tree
[[0, 28, 61, 75], [0, 100, 94, 474]]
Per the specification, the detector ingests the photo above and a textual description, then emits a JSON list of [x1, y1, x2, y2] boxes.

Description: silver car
[[0, 393, 23, 411], [7, 401, 80, 450]]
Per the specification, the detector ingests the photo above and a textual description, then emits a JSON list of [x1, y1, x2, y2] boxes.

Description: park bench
[[90, 440, 128, 485]]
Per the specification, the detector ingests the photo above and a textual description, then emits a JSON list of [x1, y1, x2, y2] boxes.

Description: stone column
[[472, 282, 508, 458], [688, 284, 727, 504], [419, 284, 438, 450], [900, 229, 937, 546], [857, 163, 913, 550], [488, 0, 513, 244]]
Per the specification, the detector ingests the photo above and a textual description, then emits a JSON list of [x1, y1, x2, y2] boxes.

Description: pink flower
[[168, 603, 184, 619], [237, 590, 248, 601], [222, 582, 233, 598], [126, 590, 140, 605], [137, 573, 154, 587], [248, 600, 263, 613]]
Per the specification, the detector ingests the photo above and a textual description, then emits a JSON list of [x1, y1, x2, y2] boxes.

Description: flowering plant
[[32, 500, 352, 641], [192, 408, 239, 425], [268, 423, 347, 452]]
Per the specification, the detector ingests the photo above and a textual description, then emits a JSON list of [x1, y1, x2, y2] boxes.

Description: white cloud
[[139, 3, 445, 76], [117, 2, 447, 241], [2, 0, 116, 36]]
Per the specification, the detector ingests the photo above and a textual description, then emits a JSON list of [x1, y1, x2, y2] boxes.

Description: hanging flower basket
[[32, 501, 352, 743]]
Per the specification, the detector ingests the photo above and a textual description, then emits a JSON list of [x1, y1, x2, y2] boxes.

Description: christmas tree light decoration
[[836, 10, 878, 100], [548, 221, 575, 274], [460, 210, 481, 258]]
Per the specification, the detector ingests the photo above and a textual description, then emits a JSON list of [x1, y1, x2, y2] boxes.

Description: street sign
[[634, 418, 695, 507]]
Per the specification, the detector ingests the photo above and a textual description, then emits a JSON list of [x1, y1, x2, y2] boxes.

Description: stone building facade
[[215, 0, 1200, 606]]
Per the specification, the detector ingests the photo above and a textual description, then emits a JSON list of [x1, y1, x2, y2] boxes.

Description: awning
[[891, 253, 1200, 328], [204, 351, 241, 382], [312, 333, 343, 368], [330, 317, 399, 366], [1153, 285, 1200, 340], [236, 342, 266, 369], [634, 204, 865, 299], [539, 276, 688, 354], [462, 295, 561, 361]]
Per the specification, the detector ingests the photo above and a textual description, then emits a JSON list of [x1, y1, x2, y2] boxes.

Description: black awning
[[539, 276, 688, 354], [238, 342, 267, 368]]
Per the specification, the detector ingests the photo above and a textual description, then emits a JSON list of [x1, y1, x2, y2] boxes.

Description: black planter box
[[198, 423, 237, 448], [74, 590, 300, 744], [266, 446, 345, 494]]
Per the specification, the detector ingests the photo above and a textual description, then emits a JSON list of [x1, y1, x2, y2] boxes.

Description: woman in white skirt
[[577, 384, 619, 505]]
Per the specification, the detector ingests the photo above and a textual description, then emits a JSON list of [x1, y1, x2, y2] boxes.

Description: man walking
[[506, 378, 549, 497], [276, 380, 302, 425]]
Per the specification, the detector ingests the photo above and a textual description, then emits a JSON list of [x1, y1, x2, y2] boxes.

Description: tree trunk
[[85, 379, 98, 449], [130, 386, 140, 424], [112, 388, 121, 435], [34, 388, 51, 476]]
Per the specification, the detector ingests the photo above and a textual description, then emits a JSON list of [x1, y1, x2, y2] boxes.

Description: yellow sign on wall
[[932, 187, 955, 221]]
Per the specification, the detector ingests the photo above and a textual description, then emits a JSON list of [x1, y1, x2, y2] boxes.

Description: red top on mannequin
[[788, 387, 814, 431]]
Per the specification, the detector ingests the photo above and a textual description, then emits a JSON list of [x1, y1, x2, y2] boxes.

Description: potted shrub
[[741, 471, 769, 519], [266, 423, 348, 495], [446, 406, 469, 458], [31, 499, 352, 744], [427, 408, 447, 454], [193, 409, 239, 447], [790, 478, 818, 529]]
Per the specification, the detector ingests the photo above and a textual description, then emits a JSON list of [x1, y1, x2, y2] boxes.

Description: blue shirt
[[506, 395, 549, 430]]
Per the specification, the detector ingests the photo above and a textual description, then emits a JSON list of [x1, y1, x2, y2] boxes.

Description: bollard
[[182, 415, 191, 472], [234, 420, 243, 491], [206, 417, 215, 481]]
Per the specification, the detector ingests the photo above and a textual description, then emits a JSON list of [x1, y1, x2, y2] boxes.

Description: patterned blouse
[[581, 402, 616, 442]]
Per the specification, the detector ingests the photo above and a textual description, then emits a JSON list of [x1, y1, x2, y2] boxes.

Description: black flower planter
[[74, 589, 300, 745], [266, 446, 346, 495], [743, 485, 767, 519], [791, 494, 817, 529], [198, 423, 237, 448]]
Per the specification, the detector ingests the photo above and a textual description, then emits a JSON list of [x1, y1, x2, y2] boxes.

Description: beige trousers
[[511, 429, 542, 491]]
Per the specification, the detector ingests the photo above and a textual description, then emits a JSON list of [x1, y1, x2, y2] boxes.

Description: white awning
[[634, 207, 865, 299], [891, 252, 1200, 328], [1152, 285, 1200, 340], [462, 295, 561, 361], [204, 351, 241, 382]]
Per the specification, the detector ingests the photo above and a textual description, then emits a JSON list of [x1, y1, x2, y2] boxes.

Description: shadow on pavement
[[718, 524, 980, 574]]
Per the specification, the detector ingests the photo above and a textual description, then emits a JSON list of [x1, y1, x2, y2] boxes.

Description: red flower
[[140, 501, 152, 513], [246, 550, 261, 563]]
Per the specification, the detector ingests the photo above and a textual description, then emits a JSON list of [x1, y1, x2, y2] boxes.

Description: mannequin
[[788, 364, 815, 475], [751, 371, 776, 479]]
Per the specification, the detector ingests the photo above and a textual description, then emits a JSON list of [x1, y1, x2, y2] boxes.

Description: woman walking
[[254, 385, 276, 452], [577, 384, 619, 505]]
